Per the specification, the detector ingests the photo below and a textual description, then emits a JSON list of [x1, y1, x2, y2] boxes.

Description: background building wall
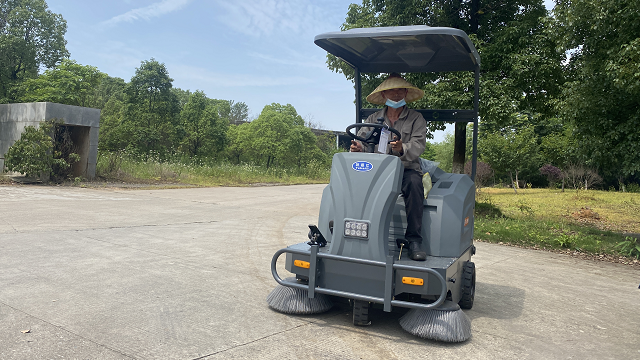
[[0, 103, 100, 178]]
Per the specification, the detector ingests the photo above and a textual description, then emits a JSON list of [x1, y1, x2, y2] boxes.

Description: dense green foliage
[[4, 119, 79, 180], [1, 0, 639, 189], [4, 122, 54, 178], [329, 0, 564, 173], [16, 59, 105, 106], [331, 0, 639, 189], [555, 0, 640, 178], [0, 0, 68, 102]]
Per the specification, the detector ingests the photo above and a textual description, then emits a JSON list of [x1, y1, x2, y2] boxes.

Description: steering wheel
[[345, 123, 401, 144]]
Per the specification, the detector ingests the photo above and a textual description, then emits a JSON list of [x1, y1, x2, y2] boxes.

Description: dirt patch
[[565, 206, 625, 232], [572, 207, 600, 220]]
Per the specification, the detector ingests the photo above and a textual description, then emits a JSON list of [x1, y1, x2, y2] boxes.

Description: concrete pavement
[[0, 184, 638, 359]]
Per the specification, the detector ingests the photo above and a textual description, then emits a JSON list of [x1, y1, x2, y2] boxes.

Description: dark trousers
[[402, 169, 424, 243]]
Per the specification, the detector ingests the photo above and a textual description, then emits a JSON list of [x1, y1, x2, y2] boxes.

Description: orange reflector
[[294, 260, 310, 269], [402, 277, 424, 286]]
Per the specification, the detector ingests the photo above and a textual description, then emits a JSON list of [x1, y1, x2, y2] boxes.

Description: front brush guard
[[271, 244, 447, 312]]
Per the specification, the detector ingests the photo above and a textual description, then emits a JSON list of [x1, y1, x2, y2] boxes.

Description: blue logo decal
[[352, 161, 374, 172]]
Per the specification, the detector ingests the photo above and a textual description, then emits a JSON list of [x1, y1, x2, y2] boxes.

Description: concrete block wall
[[0, 102, 100, 178]]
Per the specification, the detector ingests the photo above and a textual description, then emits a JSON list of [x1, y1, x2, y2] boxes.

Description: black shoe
[[408, 241, 426, 261]]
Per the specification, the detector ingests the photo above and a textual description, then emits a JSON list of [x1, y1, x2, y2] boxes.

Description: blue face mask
[[385, 98, 406, 109]]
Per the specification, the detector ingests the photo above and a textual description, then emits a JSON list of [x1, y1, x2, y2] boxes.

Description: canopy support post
[[355, 67, 362, 124], [471, 66, 480, 182]]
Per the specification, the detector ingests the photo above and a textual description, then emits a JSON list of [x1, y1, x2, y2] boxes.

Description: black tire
[[459, 261, 476, 309], [352, 300, 371, 326]]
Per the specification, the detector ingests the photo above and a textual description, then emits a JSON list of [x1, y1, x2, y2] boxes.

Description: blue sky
[[47, 0, 555, 142]]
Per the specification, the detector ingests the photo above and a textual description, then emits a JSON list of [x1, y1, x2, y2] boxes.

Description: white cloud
[[212, 0, 340, 38], [103, 0, 192, 26]]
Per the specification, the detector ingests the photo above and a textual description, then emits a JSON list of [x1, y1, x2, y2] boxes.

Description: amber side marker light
[[294, 260, 310, 269], [402, 277, 424, 286]]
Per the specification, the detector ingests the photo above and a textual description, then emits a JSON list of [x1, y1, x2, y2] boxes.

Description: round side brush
[[266, 278, 333, 315], [399, 301, 471, 342]]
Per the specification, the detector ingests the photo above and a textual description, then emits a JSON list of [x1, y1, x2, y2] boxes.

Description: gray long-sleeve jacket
[[357, 107, 427, 172]]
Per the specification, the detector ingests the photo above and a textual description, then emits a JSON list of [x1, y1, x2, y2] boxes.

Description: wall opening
[[55, 125, 90, 178]]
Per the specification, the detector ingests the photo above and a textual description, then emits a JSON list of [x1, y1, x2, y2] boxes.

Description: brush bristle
[[399, 308, 471, 342], [266, 280, 333, 315]]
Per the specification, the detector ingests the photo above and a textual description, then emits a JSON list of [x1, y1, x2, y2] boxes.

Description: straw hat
[[366, 74, 424, 105]]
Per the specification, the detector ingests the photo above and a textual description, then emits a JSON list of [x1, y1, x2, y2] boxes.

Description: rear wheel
[[459, 261, 476, 309], [352, 300, 371, 326]]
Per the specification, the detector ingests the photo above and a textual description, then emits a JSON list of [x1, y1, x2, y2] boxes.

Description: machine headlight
[[344, 220, 370, 239]]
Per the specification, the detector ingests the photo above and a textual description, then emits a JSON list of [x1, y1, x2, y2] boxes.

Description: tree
[[0, 0, 68, 102], [97, 94, 127, 151], [250, 103, 304, 169], [465, 160, 494, 188], [539, 164, 562, 188], [479, 125, 539, 192], [420, 141, 437, 161], [122, 59, 180, 156], [96, 77, 128, 151], [17, 59, 106, 106], [281, 125, 324, 170], [178, 90, 228, 157], [432, 133, 455, 173], [555, 0, 640, 178], [245, 103, 325, 169], [539, 125, 577, 170], [228, 100, 249, 125], [329, 0, 563, 173], [89, 75, 126, 110], [426, 125, 473, 172], [225, 123, 253, 164], [208, 99, 231, 123], [172, 87, 191, 108]]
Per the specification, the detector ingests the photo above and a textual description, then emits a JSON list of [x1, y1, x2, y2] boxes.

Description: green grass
[[474, 187, 640, 258], [95, 151, 331, 186]]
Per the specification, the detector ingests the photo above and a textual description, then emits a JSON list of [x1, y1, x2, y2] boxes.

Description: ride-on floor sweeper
[[267, 25, 480, 342]]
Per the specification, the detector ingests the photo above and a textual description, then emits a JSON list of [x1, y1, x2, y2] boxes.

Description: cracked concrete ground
[[0, 184, 639, 360]]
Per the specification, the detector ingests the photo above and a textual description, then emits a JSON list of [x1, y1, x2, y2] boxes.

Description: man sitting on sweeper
[[350, 73, 427, 261]]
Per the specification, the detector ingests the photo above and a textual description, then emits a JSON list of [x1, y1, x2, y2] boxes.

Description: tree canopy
[[17, 59, 105, 106], [179, 91, 228, 157], [328, 0, 564, 173], [555, 0, 640, 177], [0, 0, 68, 102]]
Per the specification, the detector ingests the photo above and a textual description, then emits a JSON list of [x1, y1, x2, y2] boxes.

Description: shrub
[[563, 164, 603, 190], [4, 120, 80, 181], [540, 164, 562, 187], [5, 122, 55, 178], [627, 183, 640, 193], [464, 160, 493, 188], [614, 237, 640, 259]]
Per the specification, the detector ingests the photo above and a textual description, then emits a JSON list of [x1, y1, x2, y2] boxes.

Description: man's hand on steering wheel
[[390, 136, 403, 154]]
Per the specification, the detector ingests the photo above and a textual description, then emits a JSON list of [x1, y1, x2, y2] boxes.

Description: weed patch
[[614, 237, 640, 259], [95, 151, 331, 186]]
